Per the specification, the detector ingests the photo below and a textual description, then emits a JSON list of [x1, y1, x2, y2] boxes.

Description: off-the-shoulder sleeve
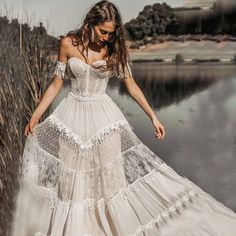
[[53, 60, 67, 80], [115, 62, 133, 79]]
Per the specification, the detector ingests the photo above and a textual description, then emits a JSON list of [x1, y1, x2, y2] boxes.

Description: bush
[[175, 54, 184, 64], [129, 43, 140, 49]]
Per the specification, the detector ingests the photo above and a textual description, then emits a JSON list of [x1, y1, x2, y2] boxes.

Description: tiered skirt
[[11, 92, 236, 236]]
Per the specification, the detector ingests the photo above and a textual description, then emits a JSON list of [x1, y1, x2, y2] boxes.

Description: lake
[[51, 62, 236, 211]]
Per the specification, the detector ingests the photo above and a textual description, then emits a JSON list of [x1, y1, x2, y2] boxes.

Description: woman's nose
[[102, 34, 109, 41]]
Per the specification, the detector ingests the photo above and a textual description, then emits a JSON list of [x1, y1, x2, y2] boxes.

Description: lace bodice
[[54, 57, 112, 98]]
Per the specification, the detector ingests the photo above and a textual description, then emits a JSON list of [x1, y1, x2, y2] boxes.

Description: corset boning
[[67, 58, 111, 101]]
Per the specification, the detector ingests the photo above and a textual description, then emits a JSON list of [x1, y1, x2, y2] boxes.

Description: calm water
[[51, 63, 236, 211]]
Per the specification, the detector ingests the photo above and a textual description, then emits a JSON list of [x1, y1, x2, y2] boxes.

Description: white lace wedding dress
[[11, 57, 236, 236]]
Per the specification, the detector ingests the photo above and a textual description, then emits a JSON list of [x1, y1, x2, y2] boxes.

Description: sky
[[1, 0, 184, 37], [185, 0, 215, 8], [3, 0, 232, 37]]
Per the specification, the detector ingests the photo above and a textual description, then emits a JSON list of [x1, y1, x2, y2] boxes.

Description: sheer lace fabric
[[11, 58, 236, 236], [54, 61, 67, 80]]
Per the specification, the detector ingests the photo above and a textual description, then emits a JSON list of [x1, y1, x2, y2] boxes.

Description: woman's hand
[[24, 114, 40, 137], [152, 117, 166, 140]]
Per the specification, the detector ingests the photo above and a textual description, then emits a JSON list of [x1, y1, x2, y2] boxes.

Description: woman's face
[[93, 21, 116, 46]]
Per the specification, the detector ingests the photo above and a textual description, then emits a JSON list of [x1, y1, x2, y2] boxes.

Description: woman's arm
[[24, 37, 69, 136], [122, 72, 166, 139]]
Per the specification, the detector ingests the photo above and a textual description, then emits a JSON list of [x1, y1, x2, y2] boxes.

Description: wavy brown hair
[[66, 0, 131, 79]]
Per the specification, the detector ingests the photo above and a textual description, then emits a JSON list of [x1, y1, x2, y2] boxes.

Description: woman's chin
[[98, 41, 104, 46]]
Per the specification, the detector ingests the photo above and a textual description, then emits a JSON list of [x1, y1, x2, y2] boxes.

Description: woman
[[11, 1, 236, 236]]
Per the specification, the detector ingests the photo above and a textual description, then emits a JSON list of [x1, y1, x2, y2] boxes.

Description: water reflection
[[108, 63, 236, 211], [109, 63, 236, 109], [112, 73, 216, 110]]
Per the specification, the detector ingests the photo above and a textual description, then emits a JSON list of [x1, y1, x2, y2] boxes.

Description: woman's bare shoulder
[[57, 36, 74, 62], [60, 36, 73, 48], [59, 35, 79, 60], [60, 35, 80, 56]]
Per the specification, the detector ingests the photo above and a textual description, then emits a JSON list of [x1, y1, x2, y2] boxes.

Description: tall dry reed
[[0, 14, 59, 236]]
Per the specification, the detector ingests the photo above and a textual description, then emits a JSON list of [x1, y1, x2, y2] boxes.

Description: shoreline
[[130, 58, 236, 65], [128, 40, 236, 64]]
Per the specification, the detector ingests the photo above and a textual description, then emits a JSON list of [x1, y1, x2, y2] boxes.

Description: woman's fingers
[[160, 126, 165, 138], [24, 122, 35, 136], [29, 123, 33, 134], [155, 126, 165, 139], [24, 124, 29, 137], [155, 129, 161, 139]]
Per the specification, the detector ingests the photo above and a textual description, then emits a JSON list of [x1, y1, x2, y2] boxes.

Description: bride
[[11, 1, 236, 236]]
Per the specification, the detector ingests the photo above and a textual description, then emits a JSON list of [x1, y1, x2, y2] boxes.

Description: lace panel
[[19, 118, 166, 207]]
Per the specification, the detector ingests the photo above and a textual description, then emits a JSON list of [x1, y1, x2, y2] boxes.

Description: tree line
[[124, 1, 236, 41]]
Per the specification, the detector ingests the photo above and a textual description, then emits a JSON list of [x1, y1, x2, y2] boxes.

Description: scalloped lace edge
[[43, 113, 134, 150]]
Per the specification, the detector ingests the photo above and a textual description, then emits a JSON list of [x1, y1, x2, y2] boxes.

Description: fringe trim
[[53, 61, 66, 80], [33, 186, 198, 236], [128, 189, 198, 236]]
